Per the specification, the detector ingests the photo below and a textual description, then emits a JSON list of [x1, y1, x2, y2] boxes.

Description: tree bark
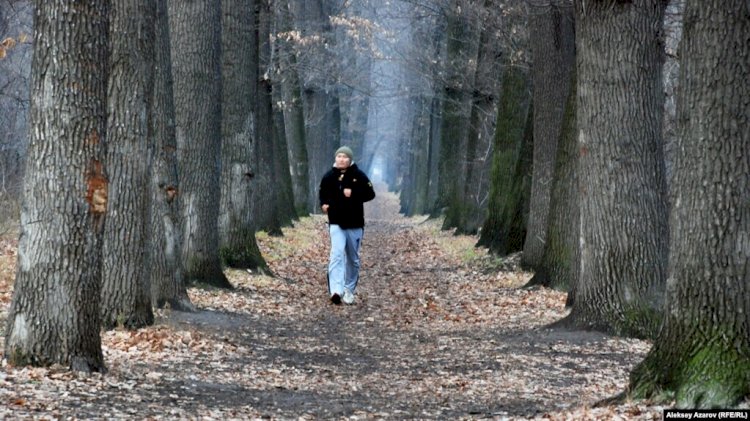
[[149, 0, 193, 311], [457, 8, 503, 235], [254, 0, 283, 236], [296, 0, 340, 212], [525, 69, 578, 294], [274, 0, 309, 216], [560, 0, 668, 339], [272, 82, 297, 226], [437, 1, 479, 229], [219, 0, 268, 271], [168, 0, 231, 288], [521, 0, 575, 269], [100, 0, 156, 330], [628, 0, 750, 408], [5, 0, 108, 372], [476, 65, 532, 255]]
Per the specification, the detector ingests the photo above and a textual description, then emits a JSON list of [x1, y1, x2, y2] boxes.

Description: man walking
[[319, 146, 376, 305]]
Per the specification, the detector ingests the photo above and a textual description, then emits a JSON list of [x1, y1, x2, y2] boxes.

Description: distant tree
[[254, 0, 285, 235], [293, 0, 341, 211], [168, 0, 232, 288], [149, 0, 193, 310], [559, 0, 669, 339], [0, 0, 32, 211], [456, 0, 506, 235], [265, 0, 296, 228], [5, 0, 108, 372], [219, 0, 269, 270], [628, 0, 750, 408], [398, 3, 445, 216], [274, 0, 310, 216], [399, 97, 431, 216], [476, 65, 532, 255], [521, 0, 575, 269], [436, 0, 480, 229], [100, 0, 156, 330], [332, 2, 373, 167]]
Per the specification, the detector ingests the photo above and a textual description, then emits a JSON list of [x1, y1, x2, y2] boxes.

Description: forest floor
[[0, 187, 669, 420]]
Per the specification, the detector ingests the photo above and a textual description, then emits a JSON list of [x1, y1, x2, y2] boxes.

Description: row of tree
[[374, 0, 749, 408], [3, 0, 376, 372], [1, 0, 748, 409], [470, 0, 746, 408]]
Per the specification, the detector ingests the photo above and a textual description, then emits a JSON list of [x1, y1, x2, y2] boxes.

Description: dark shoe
[[330, 293, 342, 305]]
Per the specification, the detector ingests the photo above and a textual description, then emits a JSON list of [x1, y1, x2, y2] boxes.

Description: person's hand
[[343, 188, 352, 198], [321, 204, 329, 213]]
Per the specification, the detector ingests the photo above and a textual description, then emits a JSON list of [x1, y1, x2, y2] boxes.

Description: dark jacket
[[319, 163, 376, 229]]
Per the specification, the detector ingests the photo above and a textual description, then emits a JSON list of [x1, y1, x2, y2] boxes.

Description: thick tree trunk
[[476, 65, 532, 255], [560, 0, 668, 339], [5, 0, 108, 372], [521, 1, 575, 269], [149, 0, 193, 311], [168, 0, 231, 288], [628, 0, 750, 408], [526, 69, 578, 293], [101, 0, 156, 330], [219, 0, 268, 270]]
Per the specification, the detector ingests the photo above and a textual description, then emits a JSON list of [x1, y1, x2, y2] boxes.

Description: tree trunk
[[426, 96, 442, 212], [254, 0, 283, 236], [296, 0, 340, 213], [5, 0, 108, 372], [525, 69, 578, 294], [402, 96, 434, 217], [271, 52, 297, 226], [476, 65, 532, 255], [560, 0, 668, 339], [101, 0, 156, 330], [149, 0, 193, 311], [304, 88, 340, 211], [412, 97, 432, 216], [628, 0, 750, 408], [219, 0, 268, 271], [275, 0, 309, 216], [437, 2, 479, 230], [521, 0, 576, 269], [168, 0, 231, 288]]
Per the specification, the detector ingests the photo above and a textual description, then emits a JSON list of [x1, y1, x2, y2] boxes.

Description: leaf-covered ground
[[0, 189, 668, 419]]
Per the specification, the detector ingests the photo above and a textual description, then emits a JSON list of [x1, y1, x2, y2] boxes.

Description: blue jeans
[[328, 224, 363, 296]]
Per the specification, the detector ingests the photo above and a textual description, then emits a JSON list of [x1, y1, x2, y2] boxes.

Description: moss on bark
[[630, 338, 750, 408]]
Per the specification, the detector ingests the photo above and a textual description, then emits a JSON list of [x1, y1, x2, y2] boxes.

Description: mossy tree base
[[629, 339, 750, 408]]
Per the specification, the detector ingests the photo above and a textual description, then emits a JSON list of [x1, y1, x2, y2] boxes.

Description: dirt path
[[159, 188, 658, 419], [0, 188, 663, 419]]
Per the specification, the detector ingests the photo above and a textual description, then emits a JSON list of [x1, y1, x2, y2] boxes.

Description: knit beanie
[[335, 146, 354, 161]]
